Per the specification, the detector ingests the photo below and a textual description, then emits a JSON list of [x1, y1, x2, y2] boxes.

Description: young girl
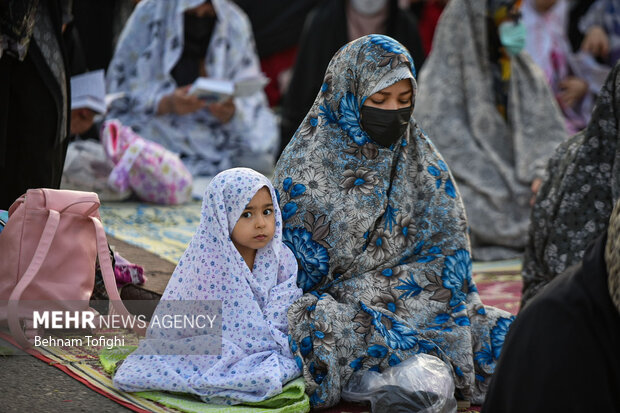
[[113, 168, 303, 405]]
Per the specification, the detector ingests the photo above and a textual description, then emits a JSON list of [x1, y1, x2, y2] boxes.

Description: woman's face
[[533, 0, 557, 13], [492, 0, 522, 26], [363, 79, 413, 110], [187, 2, 215, 18]]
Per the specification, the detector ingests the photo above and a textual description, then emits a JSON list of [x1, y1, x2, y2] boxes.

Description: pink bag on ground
[[0, 189, 135, 347], [101, 119, 193, 205]]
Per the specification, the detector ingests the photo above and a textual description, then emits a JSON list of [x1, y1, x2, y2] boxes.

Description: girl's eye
[[263, 208, 273, 216], [399, 99, 411, 105], [241, 211, 252, 218], [371, 99, 385, 104]]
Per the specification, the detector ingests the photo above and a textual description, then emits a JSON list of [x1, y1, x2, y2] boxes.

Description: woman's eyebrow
[[399, 90, 413, 96]]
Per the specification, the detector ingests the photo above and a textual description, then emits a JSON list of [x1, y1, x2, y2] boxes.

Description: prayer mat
[[100, 201, 203, 264], [0, 329, 166, 412], [1, 329, 482, 413], [1, 330, 310, 413], [100, 347, 310, 413], [101, 347, 479, 413], [101, 202, 523, 314], [473, 259, 522, 315], [101, 201, 522, 315]]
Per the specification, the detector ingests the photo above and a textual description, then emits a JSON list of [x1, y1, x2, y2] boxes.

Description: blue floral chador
[[273, 35, 514, 408]]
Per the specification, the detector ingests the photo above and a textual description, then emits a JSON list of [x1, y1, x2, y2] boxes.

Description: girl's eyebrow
[[399, 90, 413, 96], [243, 203, 273, 210]]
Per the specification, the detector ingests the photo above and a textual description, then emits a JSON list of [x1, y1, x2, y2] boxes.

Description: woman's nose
[[385, 100, 400, 110]]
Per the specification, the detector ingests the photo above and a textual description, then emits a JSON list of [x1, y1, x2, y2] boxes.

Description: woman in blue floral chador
[[273, 34, 514, 408]]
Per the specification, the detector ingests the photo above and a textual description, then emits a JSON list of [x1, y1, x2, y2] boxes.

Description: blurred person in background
[[415, 0, 568, 260], [523, 0, 610, 134], [399, 0, 449, 56], [521, 62, 620, 307], [0, 0, 71, 209], [106, 0, 278, 179], [233, 0, 320, 107], [278, 0, 425, 156]]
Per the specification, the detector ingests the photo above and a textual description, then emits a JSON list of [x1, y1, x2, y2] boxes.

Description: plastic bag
[[61, 139, 132, 201], [341, 353, 457, 413]]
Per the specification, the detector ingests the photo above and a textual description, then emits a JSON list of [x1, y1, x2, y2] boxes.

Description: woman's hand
[[558, 76, 588, 108], [580, 25, 609, 59], [530, 177, 543, 206], [157, 86, 206, 116], [207, 98, 236, 124]]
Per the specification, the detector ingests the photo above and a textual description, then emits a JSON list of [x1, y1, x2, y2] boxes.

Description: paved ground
[[0, 354, 131, 412], [0, 236, 173, 412]]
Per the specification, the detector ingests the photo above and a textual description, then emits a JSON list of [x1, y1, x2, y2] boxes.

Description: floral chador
[[274, 34, 514, 408], [521, 62, 620, 307]]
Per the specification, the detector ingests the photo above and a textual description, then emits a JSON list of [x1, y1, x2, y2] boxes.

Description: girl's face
[[363, 79, 413, 110], [231, 187, 276, 254]]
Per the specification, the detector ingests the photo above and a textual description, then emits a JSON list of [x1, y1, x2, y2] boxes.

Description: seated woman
[[523, 0, 610, 134], [482, 200, 620, 412], [521, 62, 620, 307], [579, 0, 620, 65], [414, 0, 568, 260], [278, 0, 425, 156], [113, 168, 303, 404], [105, 0, 278, 178], [274, 34, 514, 408]]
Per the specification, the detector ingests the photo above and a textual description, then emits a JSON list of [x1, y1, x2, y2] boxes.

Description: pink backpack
[[0, 189, 134, 347], [101, 119, 193, 205]]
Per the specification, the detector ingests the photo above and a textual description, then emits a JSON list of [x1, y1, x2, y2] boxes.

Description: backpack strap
[[91, 216, 146, 336], [7, 210, 60, 348]]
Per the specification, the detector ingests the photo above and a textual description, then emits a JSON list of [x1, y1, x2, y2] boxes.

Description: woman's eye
[[399, 99, 411, 105], [263, 209, 273, 215], [371, 99, 385, 104], [242, 211, 252, 218]]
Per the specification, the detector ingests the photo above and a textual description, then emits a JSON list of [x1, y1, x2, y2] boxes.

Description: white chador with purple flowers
[[113, 168, 303, 404]]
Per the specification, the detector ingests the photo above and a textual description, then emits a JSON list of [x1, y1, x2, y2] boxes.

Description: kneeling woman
[[274, 34, 514, 408]]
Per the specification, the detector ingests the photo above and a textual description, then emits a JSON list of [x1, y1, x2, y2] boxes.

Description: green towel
[[99, 345, 138, 374], [135, 379, 310, 413], [99, 347, 310, 413]]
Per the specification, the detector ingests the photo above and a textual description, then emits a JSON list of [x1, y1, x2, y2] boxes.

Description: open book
[[71, 69, 107, 114], [188, 75, 269, 102]]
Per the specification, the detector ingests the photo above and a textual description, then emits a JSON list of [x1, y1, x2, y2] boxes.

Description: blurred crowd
[[2, 0, 620, 410]]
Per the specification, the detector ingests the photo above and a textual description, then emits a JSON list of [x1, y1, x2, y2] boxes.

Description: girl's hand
[[208, 98, 236, 124], [158, 86, 206, 115], [581, 25, 610, 59]]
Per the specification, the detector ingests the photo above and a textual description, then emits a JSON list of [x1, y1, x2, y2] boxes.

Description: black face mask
[[183, 13, 216, 59], [171, 13, 217, 86], [360, 105, 412, 148]]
